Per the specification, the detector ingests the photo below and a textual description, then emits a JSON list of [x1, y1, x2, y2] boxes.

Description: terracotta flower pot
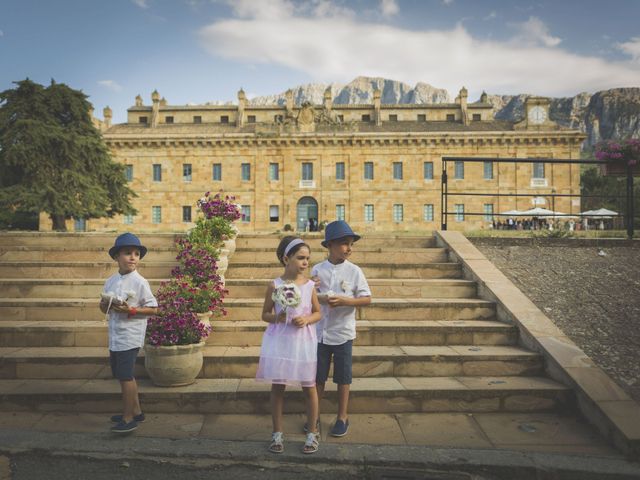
[[144, 342, 205, 387]]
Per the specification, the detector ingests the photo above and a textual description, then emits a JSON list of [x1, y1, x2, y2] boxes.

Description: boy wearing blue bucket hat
[[310, 221, 371, 437], [100, 232, 158, 434]]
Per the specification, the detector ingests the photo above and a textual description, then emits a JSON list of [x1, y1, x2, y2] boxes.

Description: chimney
[[135, 94, 143, 107], [237, 88, 247, 127], [323, 86, 332, 112], [151, 90, 160, 128], [103, 106, 112, 129], [458, 87, 469, 126], [373, 88, 381, 126]]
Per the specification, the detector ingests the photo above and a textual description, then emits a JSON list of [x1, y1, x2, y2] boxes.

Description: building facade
[[45, 88, 585, 233]]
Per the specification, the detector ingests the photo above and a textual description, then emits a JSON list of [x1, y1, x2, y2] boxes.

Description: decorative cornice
[[104, 130, 586, 149]]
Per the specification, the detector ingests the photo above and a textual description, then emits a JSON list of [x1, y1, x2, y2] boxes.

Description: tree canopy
[[0, 79, 136, 230]]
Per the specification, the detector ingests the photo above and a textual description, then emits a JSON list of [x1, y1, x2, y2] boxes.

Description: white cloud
[[618, 37, 640, 62], [198, 2, 640, 98], [483, 11, 497, 21], [98, 80, 123, 92], [509, 16, 561, 47], [381, 0, 399, 17], [132, 0, 149, 9]]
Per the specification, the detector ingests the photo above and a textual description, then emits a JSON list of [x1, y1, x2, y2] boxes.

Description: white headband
[[284, 238, 305, 257]]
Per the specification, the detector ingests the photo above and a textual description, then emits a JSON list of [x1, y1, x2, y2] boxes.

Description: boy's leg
[[271, 384, 286, 432], [120, 379, 139, 423], [111, 348, 141, 422], [315, 343, 332, 418], [332, 340, 353, 424], [337, 384, 350, 422]]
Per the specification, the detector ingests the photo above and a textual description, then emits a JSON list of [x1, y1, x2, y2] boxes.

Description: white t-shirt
[[103, 270, 158, 351], [311, 259, 371, 345]]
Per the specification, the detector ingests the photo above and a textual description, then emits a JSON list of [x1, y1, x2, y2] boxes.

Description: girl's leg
[[271, 384, 286, 433], [303, 386, 319, 433]]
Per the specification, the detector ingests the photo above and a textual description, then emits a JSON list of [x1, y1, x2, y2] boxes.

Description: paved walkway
[[0, 410, 616, 456]]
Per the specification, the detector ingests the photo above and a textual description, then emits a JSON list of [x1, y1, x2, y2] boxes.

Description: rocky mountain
[[248, 76, 450, 106], [246, 76, 639, 149], [487, 89, 639, 148]]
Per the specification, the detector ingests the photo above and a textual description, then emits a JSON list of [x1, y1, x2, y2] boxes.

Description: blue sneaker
[[110, 419, 138, 434], [110, 413, 145, 423], [330, 419, 349, 437]]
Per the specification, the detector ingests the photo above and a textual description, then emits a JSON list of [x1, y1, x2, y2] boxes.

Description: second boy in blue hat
[[310, 221, 371, 437]]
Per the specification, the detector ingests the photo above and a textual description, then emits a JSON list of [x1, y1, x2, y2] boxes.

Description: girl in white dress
[[256, 236, 322, 454]]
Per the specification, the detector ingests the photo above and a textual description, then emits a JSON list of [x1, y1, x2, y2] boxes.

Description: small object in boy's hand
[[101, 292, 124, 305]]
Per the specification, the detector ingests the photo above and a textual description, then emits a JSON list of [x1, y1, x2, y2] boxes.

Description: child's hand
[[311, 275, 321, 289], [292, 316, 307, 328], [275, 311, 287, 324], [112, 301, 130, 313], [327, 295, 350, 308]]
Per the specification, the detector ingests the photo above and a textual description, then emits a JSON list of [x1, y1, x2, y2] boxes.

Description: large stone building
[[46, 87, 585, 233]]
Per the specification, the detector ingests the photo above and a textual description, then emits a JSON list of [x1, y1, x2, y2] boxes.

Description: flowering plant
[[595, 139, 640, 166], [145, 190, 241, 346], [197, 191, 242, 222]]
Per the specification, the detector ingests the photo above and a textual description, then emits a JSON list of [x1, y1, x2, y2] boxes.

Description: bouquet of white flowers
[[272, 282, 301, 322]]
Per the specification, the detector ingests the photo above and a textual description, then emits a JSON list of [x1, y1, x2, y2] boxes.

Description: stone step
[[0, 261, 461, 280], [230, 248, 448, 264], [0, 262, 177, 279], [0, 233, 435, 249], [0, 232, 183, 248], [0, 320, 517, 348], [0, 247, 179, 262], [0, 279, 166, 299], [0, 278, 477, 300], [0, 376, 572, 414], [225, 263, 463, 280], [0, 298, 496, 322], [235, 234, 436, 249], [0, 345, 544, 380]]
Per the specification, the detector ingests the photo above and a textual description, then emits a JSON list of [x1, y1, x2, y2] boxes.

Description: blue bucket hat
[[322, 221, 361, 248], [109, 233, 148, 259]]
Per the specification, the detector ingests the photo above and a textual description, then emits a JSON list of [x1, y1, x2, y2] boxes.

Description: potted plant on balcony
[[596, 138, 640, 176]]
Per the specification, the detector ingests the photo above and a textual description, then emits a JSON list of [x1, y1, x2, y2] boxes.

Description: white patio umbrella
[[519, 207, 557, 216], [500, 209, 523, 216], [581, 208, 618, 218]]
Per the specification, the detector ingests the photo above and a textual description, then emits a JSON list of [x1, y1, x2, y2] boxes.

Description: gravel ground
[[470, 238, 640, 403]]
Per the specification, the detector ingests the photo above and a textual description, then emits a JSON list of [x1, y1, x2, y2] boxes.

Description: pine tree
[[0, 79, 136, 231]]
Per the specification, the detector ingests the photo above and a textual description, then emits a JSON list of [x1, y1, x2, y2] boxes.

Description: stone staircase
[[0, 232, 572, 415]]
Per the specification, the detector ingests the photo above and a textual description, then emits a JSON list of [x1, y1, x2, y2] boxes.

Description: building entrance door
[[296, 197, 318, 231]]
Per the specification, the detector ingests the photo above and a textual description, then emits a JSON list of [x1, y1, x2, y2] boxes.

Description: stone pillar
[[373, 88, 381, 126], [135, 94, 143, 107], [151, 90, 160, 128], [237, 88, 247, 127], [103, 106, 112, 129]]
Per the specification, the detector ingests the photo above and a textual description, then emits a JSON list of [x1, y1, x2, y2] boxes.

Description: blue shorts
[[109, 348, 139, 381], [316, 340, 353, 385]]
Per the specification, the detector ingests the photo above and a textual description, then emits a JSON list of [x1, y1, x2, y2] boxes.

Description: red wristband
[[128, 307, 138, 317]]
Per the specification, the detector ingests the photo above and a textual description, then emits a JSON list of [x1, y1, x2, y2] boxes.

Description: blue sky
[[2, 0, 639, 123]]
